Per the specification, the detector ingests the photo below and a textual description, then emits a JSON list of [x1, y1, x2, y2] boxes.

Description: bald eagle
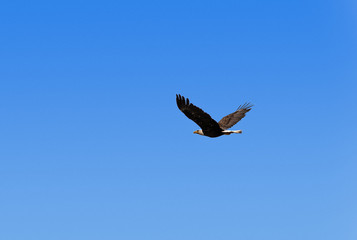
[[176, 94, 253, 138]]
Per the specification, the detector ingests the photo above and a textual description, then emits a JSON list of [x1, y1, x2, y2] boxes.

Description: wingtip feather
[[237, 102, 254, 111]]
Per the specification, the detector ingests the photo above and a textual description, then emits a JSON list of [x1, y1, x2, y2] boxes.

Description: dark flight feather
[[176, 94, 222, 132], [218, 102, 253, 130]]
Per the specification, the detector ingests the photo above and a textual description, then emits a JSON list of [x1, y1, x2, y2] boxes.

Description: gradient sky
[[1, 0, 356, 239]]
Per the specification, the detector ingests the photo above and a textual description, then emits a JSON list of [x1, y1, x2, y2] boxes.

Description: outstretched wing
[[218, 102, 253, 130], [176, 94, 222, 132]]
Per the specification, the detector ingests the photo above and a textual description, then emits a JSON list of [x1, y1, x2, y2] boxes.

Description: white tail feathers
[[222, 130, 242, 135]]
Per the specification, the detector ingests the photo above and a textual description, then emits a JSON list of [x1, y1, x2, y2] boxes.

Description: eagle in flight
[[176, 94, 253, 138]]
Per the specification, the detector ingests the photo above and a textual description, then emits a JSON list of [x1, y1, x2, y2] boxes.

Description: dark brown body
[[202, 129, 224, 138]]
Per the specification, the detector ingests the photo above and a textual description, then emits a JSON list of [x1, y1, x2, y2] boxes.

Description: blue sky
[[1, 0, 356, 239]]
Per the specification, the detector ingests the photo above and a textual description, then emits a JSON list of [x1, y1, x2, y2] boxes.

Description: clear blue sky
[[1, 0, 356, 239]]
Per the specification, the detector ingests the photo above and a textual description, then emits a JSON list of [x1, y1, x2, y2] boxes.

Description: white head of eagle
[[176, 94, 253, 138]]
